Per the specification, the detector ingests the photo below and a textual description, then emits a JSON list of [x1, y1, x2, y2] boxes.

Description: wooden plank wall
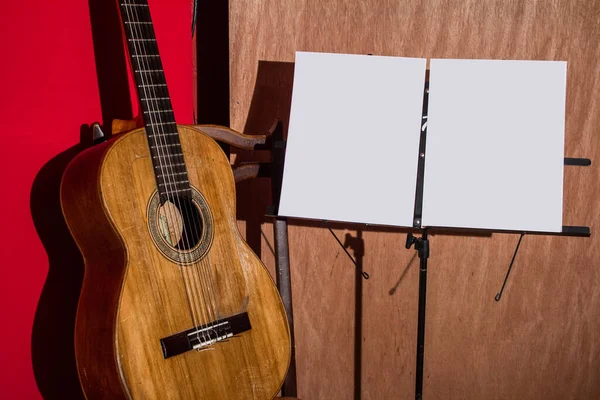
[[223, 1, 600, 399]]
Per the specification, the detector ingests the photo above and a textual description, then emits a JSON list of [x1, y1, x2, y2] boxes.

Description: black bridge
[[160, 312, 251, 359]]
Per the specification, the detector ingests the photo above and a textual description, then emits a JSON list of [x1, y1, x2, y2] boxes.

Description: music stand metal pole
[[416, 230, 429, 400], [406, 229, 429, 400], [406, 77, 431, 400]]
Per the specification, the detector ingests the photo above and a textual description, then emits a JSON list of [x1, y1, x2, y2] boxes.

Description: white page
[[278, 52, 426, 227], [422, 59, 566, 232]]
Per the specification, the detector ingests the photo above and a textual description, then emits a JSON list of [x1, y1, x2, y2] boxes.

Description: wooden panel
[[228, 1, 600, 399]]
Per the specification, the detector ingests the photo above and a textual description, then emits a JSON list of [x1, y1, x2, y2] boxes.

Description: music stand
[[272, 52, 591, 400]]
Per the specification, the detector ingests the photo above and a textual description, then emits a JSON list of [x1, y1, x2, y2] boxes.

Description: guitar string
[[184, 193, 222, 324], [192, 233, 221, 320], [121, 0, 204, 330], [123, 0, 210, 344], [128, 0, 222, 345], [126, 0, 218, 348], [127, 2, 224, 332], [169, 163, 222, 329], [125, 0, 215, 346], [197, 247, 222, 322], [202, 253, 224, 322]]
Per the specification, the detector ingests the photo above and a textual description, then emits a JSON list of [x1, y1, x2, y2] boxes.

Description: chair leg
[[274, 217, 297, 397]]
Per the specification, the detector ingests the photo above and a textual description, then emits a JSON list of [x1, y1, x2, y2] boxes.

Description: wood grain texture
[[112, 118, 141, 135], [62, 126, 290, 399], [61, 139, 128, 399], [184, 124, 267, 149], [228, 1, 600, 399]]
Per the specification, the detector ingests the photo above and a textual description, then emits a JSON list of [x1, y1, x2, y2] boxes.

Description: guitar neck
[[119, 0, 190, 200]]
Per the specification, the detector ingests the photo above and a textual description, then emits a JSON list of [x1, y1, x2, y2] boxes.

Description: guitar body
[[61, 126, 291, 399]]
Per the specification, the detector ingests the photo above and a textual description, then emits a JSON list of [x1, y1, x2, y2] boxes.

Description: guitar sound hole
[[157, 196, 203, 251], [148, 188, 213, 264]]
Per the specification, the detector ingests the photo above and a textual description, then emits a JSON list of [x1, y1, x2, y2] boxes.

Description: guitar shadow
[[235, 60, 295, 258], [30, 128, 90, 400], [30, 0, 132, 397]]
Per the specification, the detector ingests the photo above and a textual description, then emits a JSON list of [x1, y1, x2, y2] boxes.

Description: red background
[[0, 1, 192, 398]]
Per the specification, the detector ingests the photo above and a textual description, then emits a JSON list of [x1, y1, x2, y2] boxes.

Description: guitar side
[[61, 126, 291, 399]]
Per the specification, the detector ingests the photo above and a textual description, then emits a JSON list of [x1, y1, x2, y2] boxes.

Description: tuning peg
[[92, 123, 106, 144]]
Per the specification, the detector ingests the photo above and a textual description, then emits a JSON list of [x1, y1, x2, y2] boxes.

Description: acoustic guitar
[[61, 0, 291, 398]]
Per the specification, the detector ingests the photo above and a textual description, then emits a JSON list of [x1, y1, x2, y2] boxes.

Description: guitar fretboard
[[119, 0, 190, 200]]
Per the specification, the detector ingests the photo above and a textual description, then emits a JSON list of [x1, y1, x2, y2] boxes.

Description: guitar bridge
[[160, 312, 251, 359]]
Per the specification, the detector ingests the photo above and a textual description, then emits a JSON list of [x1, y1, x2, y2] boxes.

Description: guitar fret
[[121, 3, 149, 7], [141, 96, 170, 101], [136, 69, 164, 73], [154, 163, 185, 168], [158, 179, 189, 187], [128, 39, 156, 42], [151, 143, 181, 149], [148, 122, 175, 127], [153, 153, 183, 159], [148, 133, 178, 138], [139, 84, 167, 88], [132, 55, 159, 58], [157, 172, 187, 178], [164, 188, 190, 194], [124, 21, 152, 24], [144, 109, 173, 114]]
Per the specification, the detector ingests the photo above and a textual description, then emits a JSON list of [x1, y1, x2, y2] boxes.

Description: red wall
[[0, 1, 192, 398]]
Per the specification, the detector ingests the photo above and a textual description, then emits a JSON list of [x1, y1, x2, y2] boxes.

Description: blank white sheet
[[422, 59, 567, 232], [278, 52, 426, 227]]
